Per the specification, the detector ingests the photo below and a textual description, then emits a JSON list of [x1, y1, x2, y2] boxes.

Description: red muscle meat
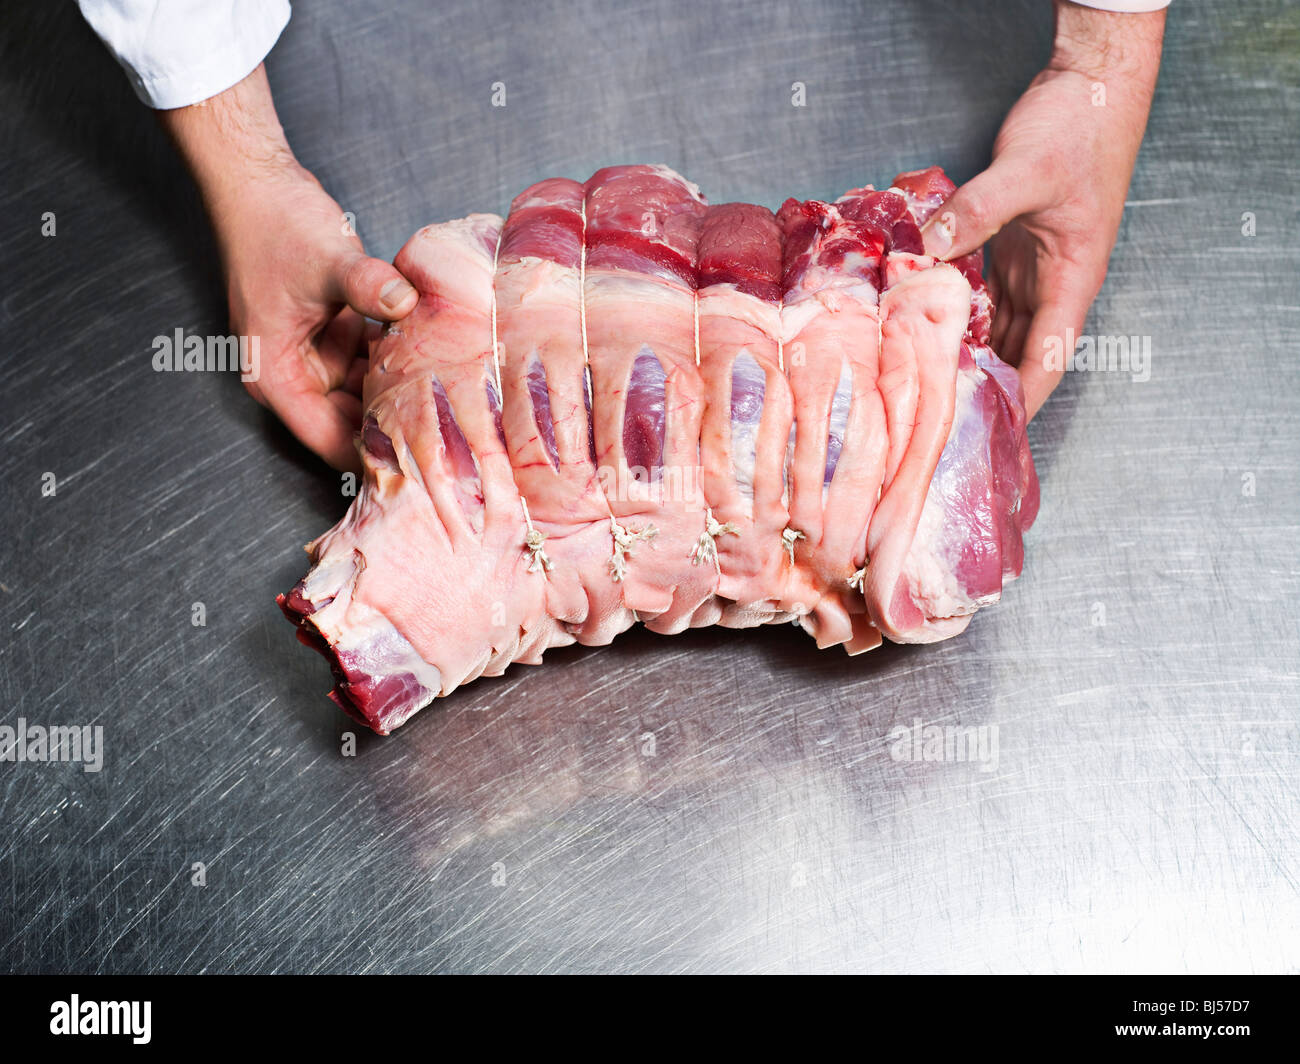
[[279, 165, 1039, 734]]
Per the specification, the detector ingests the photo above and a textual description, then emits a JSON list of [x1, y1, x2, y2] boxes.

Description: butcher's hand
[[921, 1, 1165, 420], [160, 65, 417, 471]]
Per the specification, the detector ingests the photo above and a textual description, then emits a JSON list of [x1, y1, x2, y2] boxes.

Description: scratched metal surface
[[0, 0, 1296, 974]]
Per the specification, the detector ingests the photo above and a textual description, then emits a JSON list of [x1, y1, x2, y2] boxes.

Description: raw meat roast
[[279, 165, 1039, 734]]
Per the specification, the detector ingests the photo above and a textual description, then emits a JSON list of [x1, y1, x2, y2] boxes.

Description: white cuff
[[1064, 0, 1172, 11], [77, 0, 292, 109]]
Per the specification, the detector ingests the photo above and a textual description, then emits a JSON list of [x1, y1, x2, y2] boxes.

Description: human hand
[[921, 1, 1165, 419], [160, 66, 417, 470]]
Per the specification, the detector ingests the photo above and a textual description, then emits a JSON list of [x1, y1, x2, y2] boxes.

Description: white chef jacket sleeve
[[1066, 1, 1172, 11], [76, 0, 292, 109]]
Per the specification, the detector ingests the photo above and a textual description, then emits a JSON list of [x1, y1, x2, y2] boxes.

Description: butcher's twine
[[609, 519, 658, 581], [690, 508, 739, 570], [781, 526, 806, 564]]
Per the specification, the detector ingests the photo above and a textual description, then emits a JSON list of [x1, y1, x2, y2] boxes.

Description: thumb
[[921, 160, 1037, 260], [335, 253, 419, 321]]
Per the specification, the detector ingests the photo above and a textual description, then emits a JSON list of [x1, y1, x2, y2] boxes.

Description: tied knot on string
[[519, 498, 552, 575], [690, 508, 739, 569], [609, 518, 658, 581], [525, 528, 552, 573], [781, 526, 806, 565]]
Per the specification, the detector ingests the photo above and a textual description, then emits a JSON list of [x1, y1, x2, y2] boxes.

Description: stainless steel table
[[1, 0, 1296, 973]]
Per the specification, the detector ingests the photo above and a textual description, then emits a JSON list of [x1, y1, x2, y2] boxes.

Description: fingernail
[[380, 279, 415, 312], [921, 217, 953, 258]]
